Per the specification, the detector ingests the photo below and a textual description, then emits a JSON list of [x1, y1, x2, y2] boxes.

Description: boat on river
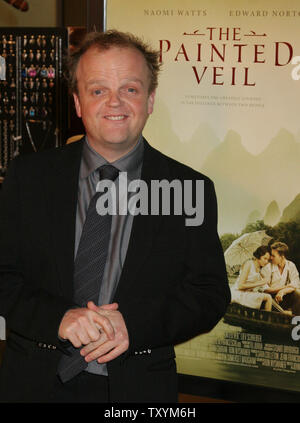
[[223, 302, 295, 336]]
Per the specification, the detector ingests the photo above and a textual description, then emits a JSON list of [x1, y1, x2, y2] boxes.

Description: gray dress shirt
[[76, 136, 144, 375]]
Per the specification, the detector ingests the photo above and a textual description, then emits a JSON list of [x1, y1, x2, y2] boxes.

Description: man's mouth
[[105, 115, 127, 121]]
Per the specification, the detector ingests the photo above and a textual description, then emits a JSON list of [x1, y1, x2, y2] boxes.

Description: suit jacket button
[[148, 349, 151, 354]]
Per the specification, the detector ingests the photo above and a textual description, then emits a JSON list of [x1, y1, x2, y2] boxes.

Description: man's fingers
[[59, 307, 111, 346], [93, 312, 115, 340], [83, 319, 101, 343], [100, 302, 119, 310], [87, 301, 119, 311], [80, 342, 97, 357], [86, 302, 120, 340], [84, 336, 128, 363], [73, 311, 101, 343], [77, 328, 91, 345], [84, 340, 115, 362], [97, 344, 126, 364], [87, 301, 99, 312], [80, 335, 108, 357], [60, 306, 127, 362], [69, 333, 82, 348]]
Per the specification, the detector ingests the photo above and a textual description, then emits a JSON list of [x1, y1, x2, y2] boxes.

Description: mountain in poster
[[247, 210, 262, 225], [264, 201, 281, 226], [280, 193, 300, 223], [199, 128, 300, 234], [149, 116, 300, 235], [147, 99, 220, 168]]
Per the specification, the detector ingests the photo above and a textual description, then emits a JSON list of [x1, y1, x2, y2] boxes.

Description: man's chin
[[104, 137, 139, 150]]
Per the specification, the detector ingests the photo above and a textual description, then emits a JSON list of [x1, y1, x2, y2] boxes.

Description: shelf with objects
[[0, 27, 68, 183]]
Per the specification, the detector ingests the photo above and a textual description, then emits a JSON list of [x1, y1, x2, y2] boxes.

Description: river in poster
[[106, 0, 300, 392]]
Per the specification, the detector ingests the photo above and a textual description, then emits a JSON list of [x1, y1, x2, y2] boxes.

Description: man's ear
[[73, 93, 82, 118], [147, 90, 156, 115]]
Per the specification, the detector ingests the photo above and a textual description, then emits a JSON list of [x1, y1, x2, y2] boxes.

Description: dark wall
[[59, 0, 105, 139], [61, 0, 104, 30]]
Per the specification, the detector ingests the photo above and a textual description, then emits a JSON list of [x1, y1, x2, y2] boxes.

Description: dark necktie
[[57, 164, 119, 383]]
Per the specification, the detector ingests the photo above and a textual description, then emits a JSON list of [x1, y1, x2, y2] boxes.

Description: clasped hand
[[58, 301, 129, 363]]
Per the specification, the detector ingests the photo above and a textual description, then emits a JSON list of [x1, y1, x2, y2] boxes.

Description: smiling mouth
[[105, 115, 127, 121]]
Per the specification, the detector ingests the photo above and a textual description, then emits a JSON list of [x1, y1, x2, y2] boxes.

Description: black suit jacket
[[0, 138, 230, 402]]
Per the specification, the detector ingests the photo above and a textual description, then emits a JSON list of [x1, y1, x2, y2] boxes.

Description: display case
[[0, 27, 68, 181]]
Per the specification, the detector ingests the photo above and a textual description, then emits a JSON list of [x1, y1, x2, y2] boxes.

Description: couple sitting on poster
[[231, 242, 300, 314]]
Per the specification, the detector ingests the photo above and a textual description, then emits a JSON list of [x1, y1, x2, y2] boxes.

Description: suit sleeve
[[0, 159, 76, 346], [121, 178, 231, 354]]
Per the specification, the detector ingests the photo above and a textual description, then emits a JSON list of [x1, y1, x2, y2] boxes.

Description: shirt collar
[[80, 135, 144, 180], [272, 260, 289, 272]]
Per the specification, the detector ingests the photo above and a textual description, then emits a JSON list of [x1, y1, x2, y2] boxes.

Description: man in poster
[[263, 242, 300, 314]]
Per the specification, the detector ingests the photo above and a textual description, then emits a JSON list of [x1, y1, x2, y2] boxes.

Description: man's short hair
[[271, 241, 289, 257], [66, 30, 161, 94]]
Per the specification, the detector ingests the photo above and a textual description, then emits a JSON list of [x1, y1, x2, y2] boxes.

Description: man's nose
[[107, 91, 122, 107]]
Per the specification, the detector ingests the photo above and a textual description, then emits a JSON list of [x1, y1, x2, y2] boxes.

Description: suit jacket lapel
[[48, 139, 84, 301], [113, 139, 168, 302]]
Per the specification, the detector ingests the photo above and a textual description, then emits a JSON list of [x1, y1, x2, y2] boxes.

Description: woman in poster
[[230, 246, 272, 310]]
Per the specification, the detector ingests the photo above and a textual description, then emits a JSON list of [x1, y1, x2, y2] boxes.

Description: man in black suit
[[0, 30, 230, 402]]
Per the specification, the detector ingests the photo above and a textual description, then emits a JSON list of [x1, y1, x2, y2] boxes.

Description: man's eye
[[94, 89, 102, 95], [127, 87, 137, 93]]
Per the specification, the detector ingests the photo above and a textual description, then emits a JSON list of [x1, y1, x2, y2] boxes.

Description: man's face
[[271, 249, 282, 265], [73, 46, 155, 156]]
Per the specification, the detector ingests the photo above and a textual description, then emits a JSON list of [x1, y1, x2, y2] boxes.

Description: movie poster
[[106, 0, 300, 392]]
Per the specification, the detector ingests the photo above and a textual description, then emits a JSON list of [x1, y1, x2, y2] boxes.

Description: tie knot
[[98, 164, 119, 182]]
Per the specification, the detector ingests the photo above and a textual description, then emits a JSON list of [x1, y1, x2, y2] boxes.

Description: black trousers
[[51, 371, 109, 403]]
